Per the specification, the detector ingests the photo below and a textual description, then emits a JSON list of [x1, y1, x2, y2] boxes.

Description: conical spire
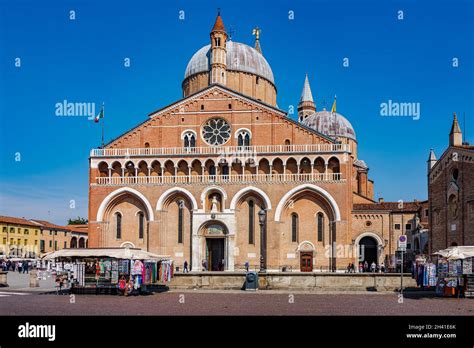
[[450, 112, 461, 134], [297, 74, 316, 121], [427, 148, 437, 172], [449, 112, 463, 146], [428, 148, 437, 161], [211, 10, 226, 33], [300, 74, 314, 102]]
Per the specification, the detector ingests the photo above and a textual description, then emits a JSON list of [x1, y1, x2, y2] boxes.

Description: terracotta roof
[[211, 14, 225, 32], [67, 224, 89, 234], [353, 202, 422, 212], [30, 219, 70, 230], [0, 215, 89, 234], [0, 216, 40, 228]]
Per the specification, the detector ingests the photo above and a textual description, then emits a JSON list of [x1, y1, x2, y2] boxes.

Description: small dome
[[301, 110, 356, 140], [184, 41, 275, 84]]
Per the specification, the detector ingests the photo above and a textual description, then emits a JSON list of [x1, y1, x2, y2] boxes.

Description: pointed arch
[[230, 186, 272, 210], [96, 187, 154, 222], [274, 184, 341, 222], [156, 187, 198, 211]]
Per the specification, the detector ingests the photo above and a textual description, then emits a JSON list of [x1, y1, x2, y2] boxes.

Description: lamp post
[[258, 208, 267, 272]]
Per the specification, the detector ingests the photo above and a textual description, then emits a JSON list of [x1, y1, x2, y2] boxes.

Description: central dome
[[184, 41, 275, 84]]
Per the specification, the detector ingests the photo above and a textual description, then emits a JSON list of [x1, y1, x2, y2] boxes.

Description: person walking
[[380, 262, 385, 273], [183, 260, 188, 273], [17, 261, 23, 273], [370, 261, 376, 273], [23, 261, 29, 274], [244, 261, 250, 272], [363, 261, 368, 272]]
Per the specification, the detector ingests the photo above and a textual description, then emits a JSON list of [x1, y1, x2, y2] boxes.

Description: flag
[[331, 95, 337, 114], [94, 105, 104, 123]]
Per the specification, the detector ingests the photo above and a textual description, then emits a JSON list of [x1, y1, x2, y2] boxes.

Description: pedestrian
[[17, 261, 23, 273], [363, 261, 368, 272], [244, 261, 249, 272], [23, 261, 29, 274], [55, 275, 62, 294], [183, 260, 188, 273], [125, 277, 134, 296], [346, 263, 351, 273], [118, 276, 126, 296], [370, 261, 376, 273], [380, 262, 385, 273], [351, 263, 356, 273]]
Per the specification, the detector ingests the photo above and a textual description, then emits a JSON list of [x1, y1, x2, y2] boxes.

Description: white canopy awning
[[41, 248, 169, 261], [433, 246, 474, 260]]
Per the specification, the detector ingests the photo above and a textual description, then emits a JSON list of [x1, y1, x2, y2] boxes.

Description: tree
[[67, 217, 88, 225]]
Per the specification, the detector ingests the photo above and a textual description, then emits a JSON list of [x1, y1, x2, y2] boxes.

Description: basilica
[[88, 13, 419, 272]]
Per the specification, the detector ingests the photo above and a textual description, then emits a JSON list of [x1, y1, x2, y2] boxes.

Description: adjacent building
[[352, 200, 427, 269], [428, 113, 474, 254], [0, 216, 88, 258], [0, 216, 42, 258]]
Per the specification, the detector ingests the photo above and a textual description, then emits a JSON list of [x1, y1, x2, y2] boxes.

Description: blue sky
[[0, 0, 473, 224]]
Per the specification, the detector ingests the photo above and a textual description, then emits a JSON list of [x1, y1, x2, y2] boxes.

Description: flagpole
[[101, 102, 105, 148]]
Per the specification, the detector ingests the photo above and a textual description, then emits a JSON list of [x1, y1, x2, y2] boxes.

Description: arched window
[[115, 213, 122, 239], [209, 165, 216, 176], [237, 130, 251, 148], [221, 164, 229, 178], [138, 212, 144, 239], [248, 200, 255, 244], [317, 213, 324, 242], [178, 200, 184, 244], [183, 132, 196, 150], [291, 213, 298, 243]]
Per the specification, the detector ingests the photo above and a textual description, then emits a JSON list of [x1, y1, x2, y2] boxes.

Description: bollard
[[29, 270, 39, 288]]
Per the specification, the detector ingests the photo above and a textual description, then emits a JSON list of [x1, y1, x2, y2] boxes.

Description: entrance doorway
[[359, 236, 378, 268], [206, 238, 225, 271], [300, 252, 313, 272]]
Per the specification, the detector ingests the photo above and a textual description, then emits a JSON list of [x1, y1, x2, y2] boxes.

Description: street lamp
[[258, 208, 266, 272]]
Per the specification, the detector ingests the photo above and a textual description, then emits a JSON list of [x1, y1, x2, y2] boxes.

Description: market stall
[[41, 248, 173, 294], [433, 246, 474, 298]]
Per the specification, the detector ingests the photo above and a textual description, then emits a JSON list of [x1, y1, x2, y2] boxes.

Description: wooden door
[[300, 252, 313, 272]]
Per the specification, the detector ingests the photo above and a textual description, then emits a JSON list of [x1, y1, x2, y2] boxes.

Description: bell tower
[[210, 10, 227, 85]]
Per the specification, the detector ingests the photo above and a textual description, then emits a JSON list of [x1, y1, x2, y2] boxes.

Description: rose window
[[202, 118, 231, 146]]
